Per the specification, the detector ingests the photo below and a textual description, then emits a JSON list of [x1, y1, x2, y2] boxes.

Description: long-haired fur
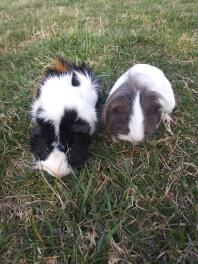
[[30, 58, 101, 177]]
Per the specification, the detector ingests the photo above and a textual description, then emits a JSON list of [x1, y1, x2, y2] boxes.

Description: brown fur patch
[[103, 83, 135, 135], [54, 57, 70, 72], [140, 89, 162, 137]]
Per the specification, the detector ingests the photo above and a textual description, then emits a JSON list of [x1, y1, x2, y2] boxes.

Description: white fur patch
[[34, 148, 72, 177], [31, 70, 99, 135], [128, 64, 176, 113], [118, 91, 144, 143]]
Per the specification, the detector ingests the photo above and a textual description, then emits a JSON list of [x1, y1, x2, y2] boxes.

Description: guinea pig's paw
[[162, 113, 174, 135]]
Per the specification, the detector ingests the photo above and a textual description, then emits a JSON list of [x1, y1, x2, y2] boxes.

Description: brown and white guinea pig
[[103, 64, 176, 144], [30, 58, 101, 177]]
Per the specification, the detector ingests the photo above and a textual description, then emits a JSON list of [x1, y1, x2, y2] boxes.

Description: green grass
[[0, 0, 198, 263]]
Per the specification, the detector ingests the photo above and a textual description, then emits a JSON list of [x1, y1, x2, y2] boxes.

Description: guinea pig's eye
[[45, 147, 49, 152]]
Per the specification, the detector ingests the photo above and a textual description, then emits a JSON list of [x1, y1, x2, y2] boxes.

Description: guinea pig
[[30, 58, 101, 177], [103, 64, 176, 144]]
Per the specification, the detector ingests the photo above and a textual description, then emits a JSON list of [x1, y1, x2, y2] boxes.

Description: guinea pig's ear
[[72, 122, 90, 134]]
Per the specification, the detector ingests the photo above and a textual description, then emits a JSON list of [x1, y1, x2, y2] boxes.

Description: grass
[[0, 0, 198, 263]]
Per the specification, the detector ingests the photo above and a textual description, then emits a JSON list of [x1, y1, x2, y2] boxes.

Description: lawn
[[0, 0, 198, 263]]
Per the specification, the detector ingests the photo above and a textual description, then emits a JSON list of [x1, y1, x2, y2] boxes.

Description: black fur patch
[[71, 72, 80, 86], [59, 109, 77, 149], [36, 118, 56, 145], [30, 120, 55, 161], [59, 109, 91, 168], [74, 63, 92, 76], [68, 132, 90, 169], [69, 118, 91, 168], [74, 63, 101, 94], [45, 68, 60, 77]]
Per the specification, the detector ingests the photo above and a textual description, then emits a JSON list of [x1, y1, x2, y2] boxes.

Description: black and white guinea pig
[[103, 64, 176, 144], [30, 58, 101, 177]]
